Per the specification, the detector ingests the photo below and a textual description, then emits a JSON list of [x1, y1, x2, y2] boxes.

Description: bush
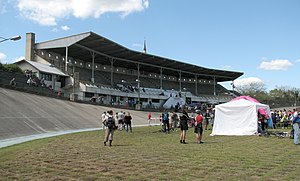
[[0, 62, 3, 70], [3, 63, 23, 73]]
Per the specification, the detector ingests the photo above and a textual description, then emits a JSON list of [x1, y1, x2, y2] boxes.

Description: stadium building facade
[[23, 32, 243, 109]]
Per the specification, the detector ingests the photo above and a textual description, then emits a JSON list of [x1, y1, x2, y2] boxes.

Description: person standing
[[162, 110, 170, 133], [171, 112, 179, 131], [194, 110, 204, 144], [292, 108, 300, 145], [204, 109, 210, 130], [117, 111, 124, 131], [103, 110, 116, 147], [101, 111, 107, 130], [179, 109, 189, 144], [148, 113, 152, 126], [271, 111, 276, 129], [124, 112, 132, 133]]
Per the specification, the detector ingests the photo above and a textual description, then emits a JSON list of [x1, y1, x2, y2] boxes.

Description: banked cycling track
[[0, 88, 158, 148]]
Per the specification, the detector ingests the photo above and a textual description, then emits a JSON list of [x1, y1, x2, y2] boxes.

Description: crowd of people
[[101, 110, 133, 147], [100, 106, 300, 147], [100, 108, 215, 146], [270, 109, 296, 129], [156, 108, 215, 144]]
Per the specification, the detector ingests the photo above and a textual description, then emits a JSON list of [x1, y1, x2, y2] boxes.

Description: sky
[[0, 0, 299, 91]]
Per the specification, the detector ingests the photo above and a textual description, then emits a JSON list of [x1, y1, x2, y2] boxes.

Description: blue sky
[[0, 0, 299, 91]]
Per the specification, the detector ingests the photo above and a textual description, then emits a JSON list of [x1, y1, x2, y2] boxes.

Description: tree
[[235, 81, 266, 96]]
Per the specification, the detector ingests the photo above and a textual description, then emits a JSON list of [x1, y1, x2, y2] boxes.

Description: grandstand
[[22, 32, 243, 109]]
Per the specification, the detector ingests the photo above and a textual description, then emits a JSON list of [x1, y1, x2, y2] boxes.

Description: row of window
[[40, 73, 52, 81]]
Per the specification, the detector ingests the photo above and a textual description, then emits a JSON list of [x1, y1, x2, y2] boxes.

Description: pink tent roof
[[230, 96, 259, 103], [230, 96, 270, 119]]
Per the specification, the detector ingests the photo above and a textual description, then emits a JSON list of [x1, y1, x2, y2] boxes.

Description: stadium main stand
[[17, 32, 243, 110]]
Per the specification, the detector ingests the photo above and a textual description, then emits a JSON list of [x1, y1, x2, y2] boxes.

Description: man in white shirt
[[117, 111, 124, 131]]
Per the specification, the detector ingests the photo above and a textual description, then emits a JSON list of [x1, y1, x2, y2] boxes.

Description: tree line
[[235, 81, 300, 108]]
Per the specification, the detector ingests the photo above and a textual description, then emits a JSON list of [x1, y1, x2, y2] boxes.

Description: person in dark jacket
[[179, 109, 189, 144], [124, 112, 132, 133]]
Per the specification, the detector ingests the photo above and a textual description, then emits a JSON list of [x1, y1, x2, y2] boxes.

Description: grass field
[[0, 126, 299, 181]]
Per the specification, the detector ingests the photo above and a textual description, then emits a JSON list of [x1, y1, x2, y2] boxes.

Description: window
[[40, 73, 52, 81], [140, 98, 147, 103], [85, 92, 94, 98], [152, 99, 160, 103]]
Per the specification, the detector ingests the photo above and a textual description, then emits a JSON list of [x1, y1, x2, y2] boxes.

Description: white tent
[[211, 99, 270, 136]]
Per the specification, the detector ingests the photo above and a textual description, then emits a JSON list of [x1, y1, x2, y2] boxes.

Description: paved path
[[0, 88, 162, 148]]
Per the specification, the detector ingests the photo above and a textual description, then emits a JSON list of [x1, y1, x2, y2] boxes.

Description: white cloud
[[295, 59, 300, 63], [0, 52, 7, 63], [17, 0, 149, 26], [61, 25, 70, 31], [234, 77, 264, 87], [258, 59, 293, 70]]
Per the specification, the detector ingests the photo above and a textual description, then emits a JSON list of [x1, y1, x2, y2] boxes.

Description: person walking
[[179, 109, 189, 144], [103, 110, 116, 147], [292, 108, 300, 145], [194, 110, 204, 144], [124, 112, 132, 133]]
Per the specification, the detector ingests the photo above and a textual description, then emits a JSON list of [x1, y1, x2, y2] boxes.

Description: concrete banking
[[0, 88, 161, 148]]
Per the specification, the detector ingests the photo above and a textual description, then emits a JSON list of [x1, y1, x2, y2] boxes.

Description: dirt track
[[0, 88, 161, 145]]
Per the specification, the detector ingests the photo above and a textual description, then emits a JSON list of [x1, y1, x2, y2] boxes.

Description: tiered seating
[[216, 84, 230, 94], [75, 67, 111, 86], [163, 80, 180, 90], [139, 77, 160, 89], [94, 70, 111, 85]]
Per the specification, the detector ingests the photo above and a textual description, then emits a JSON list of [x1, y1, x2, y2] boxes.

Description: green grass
[[0, 126, 299, 181]]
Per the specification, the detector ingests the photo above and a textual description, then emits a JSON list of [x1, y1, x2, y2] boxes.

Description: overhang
[[35, 32, 243, 82]]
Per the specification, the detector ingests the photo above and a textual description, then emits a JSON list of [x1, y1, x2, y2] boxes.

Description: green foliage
[[2, 63, 23, 73], [235, 81, 300, 107], [0, 62, 3, 70]]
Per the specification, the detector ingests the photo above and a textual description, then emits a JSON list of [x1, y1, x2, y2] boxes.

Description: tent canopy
[[211, 98, 270, 136]]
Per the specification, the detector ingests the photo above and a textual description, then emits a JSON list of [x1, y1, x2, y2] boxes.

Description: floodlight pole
[[183, 87, 187, 105], [73, 65, 75, 98], [137, 79, 140, 105], [0, 35, 21, 43], [68, 62, 76, 101]]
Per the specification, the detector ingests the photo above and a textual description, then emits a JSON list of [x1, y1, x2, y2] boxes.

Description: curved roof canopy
[[36, 32, 243, 82]]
